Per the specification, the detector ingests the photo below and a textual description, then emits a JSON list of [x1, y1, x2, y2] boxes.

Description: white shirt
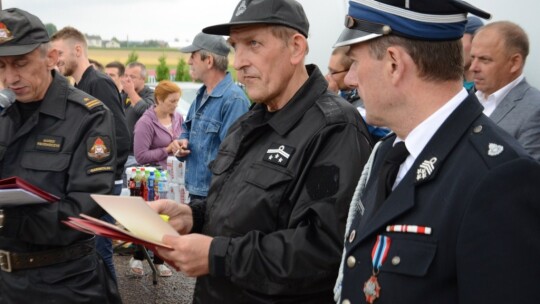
[[392, 88, 469, 188], [476, 74, 524, 117]]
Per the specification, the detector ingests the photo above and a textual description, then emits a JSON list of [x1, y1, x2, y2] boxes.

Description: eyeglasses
[[328, 69, 349, 75]]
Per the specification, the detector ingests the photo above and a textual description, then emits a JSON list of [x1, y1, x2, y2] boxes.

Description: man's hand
[[155, 234, 213, 277], [150, 199, 193, 234], [121, 76, 135, 95]]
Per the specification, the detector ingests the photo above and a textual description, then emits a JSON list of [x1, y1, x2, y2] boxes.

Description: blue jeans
[[95, 182, 122, 281]]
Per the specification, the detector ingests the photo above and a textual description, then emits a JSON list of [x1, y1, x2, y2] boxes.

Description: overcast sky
[[3, 0, 539, 85]]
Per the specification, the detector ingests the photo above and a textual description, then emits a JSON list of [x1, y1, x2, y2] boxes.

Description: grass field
[[88, 48, 189, 70]]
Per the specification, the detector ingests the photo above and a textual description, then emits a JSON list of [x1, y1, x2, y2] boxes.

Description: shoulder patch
[[87, 136, 112, 163], [469, 122, 520, 168]]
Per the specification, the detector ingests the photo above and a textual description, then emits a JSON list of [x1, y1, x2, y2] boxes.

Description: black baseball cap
[[203, 0, 309, 37], [335, 0, 491, 48], [0, 8, 49, 56]]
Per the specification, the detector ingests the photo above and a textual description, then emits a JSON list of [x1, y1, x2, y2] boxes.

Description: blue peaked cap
[[335, 0, 491, 47]]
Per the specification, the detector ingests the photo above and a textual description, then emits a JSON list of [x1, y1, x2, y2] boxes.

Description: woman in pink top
[[134, 80, 184, 168], [131, 80, 182, 276]]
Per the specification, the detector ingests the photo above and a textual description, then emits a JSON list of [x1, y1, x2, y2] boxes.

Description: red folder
[[63, 214, 171, 249], [0, 176, 59, 204]]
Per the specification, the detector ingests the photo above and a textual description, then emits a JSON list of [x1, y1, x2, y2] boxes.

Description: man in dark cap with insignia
[[150, 0, 372, 303], [0, 8, 121, 303], [333, 1, 540, 304]]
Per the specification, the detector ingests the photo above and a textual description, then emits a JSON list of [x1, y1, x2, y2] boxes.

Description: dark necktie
[[376, 142, 410, 205]]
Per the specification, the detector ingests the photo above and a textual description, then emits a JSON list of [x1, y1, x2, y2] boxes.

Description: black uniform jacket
[[340, 93, 540, 304], [76, 66, 130, 180], [191, 65, 372, 303], [0, 71, 117, 251]]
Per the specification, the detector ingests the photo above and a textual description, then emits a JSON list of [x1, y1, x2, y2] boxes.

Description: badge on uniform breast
[[263, 143, 295, 167], [87, 136, 111, 162]]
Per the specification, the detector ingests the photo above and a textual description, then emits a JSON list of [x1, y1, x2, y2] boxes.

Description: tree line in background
[[125, 50, 191, 82]]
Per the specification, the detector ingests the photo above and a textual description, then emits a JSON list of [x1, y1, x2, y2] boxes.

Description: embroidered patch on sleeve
[[263, 143, 295, 167], [87, 136, 112, 162]]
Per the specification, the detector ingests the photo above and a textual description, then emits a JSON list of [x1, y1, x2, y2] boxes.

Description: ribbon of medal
[[364, 235, 391, 303]]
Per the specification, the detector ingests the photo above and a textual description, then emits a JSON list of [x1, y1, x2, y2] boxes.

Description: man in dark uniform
[[0, 8, 121, 303], [150, 0, 372, 303], [333, 1, 540, 304], [51, 26, 131, 279]]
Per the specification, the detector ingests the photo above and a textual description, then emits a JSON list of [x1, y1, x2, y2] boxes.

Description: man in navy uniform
[[0, 8, 121, 302], [333, 1, 540, 304]]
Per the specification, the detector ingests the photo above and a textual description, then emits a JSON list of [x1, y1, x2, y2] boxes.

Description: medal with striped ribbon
[[363, 235, 391, 303]]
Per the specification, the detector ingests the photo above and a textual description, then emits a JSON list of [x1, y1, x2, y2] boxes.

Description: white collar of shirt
[[475, 74, 524, 117], [392, 88, 469, 188]]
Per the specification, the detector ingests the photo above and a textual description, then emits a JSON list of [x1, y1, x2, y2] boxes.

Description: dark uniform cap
[[203, 0, 309, 37], [0, 8, 50, 56], [335, 0, 491, 48], [179, 32, 231, 57]]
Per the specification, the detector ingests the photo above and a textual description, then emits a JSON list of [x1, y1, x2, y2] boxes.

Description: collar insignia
[[264, 143, 295, 167], [0, 23, 14, 44], [488, 143, 504, 157], [416, 157, 437, 182], [235, 0, 247, 16]]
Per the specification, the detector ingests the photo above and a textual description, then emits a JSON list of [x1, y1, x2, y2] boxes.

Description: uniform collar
[[257, 64, 327, 136], [37, 70, 69, 120]]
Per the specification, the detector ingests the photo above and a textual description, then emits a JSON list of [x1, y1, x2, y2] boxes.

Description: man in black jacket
[[51, 26, 130, 280], [0, 8, 120, 302], [151, 0, 372, 303]]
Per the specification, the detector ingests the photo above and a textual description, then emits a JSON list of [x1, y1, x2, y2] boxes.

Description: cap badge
[[0, 23, 14, 44], [235, 0, 247, 16], [416, 157, 437, 182], [488, 143, 504, 157]]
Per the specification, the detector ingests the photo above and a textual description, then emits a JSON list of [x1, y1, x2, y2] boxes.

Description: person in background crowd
[[105, 60, 125, 93], [176, 32, 250, 202], [122, 61, 155, 167], [470, 21, 540, 161], [326, 45, 389, 142], [333, 1, 540, 303], [130, 80, 183, 277], [0, 8, 121, 302], [462, 16, 484, 91], [51, 26, 131, 280], [150, 0, 372, 302]]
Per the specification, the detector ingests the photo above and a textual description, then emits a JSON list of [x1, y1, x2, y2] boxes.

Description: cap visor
[[203, 21, 284, 36], [179, 44, 200, 54], [0, 43, 40, 56], [334, 28, 382, 48]]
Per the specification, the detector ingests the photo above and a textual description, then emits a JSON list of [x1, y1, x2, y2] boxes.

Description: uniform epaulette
[[468, 121, 521, 169], [67, 87, 104, 112], [317, 97, 347, 125]]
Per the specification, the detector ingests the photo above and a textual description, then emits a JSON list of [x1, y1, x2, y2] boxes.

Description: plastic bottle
[[133, 168, 142, 197], [158, 170, 169, 199], [140, 168, 147, 201], [154, 170, 161, 200], [147, 171, 155, 201], [128, 168, 136, 196]]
